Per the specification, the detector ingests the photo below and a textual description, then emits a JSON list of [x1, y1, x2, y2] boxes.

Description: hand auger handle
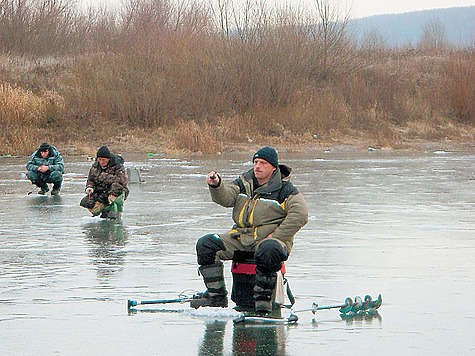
[[311, 298, 352, 313], [127, 297, 193, 309], [293, 300, 349, 315]]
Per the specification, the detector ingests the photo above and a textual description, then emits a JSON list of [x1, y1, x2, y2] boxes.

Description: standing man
[[191, 147, 308, 313], [80, 146, 128, 219], [26, 142, 64, 195]]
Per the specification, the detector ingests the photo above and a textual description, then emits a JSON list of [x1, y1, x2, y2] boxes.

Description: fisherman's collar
[[243, 167, 282, 194]]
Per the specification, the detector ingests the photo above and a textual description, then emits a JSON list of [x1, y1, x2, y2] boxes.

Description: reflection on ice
[[339, 311, 383, 326], [82, 219, 128, 280], [27, 194, 63, 207]]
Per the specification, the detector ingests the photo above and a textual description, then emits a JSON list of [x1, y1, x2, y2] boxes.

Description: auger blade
[[369, 294, 382, 311]]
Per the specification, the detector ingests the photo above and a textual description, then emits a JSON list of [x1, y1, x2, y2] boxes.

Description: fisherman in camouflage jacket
[[80, 146, 128, 218], [26, 142, 64, 195]]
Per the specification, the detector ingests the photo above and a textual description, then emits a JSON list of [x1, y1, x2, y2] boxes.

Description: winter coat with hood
[[86, 154, 128, 204], [209, 164, 308, 253], [26, 145, 64, 173]]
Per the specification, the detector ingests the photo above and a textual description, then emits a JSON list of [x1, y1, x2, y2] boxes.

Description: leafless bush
[[443, 51, 474, 123], [0, 0, 82, 56], [0, 0, 472, 153]]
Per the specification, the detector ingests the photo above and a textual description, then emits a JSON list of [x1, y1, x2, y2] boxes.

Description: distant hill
[[349, 6, 475, 47]]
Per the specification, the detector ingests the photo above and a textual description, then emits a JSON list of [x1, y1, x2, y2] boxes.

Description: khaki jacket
[[210, 164, 308, 253]]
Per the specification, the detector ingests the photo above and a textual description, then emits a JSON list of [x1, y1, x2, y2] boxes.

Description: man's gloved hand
[[207, 171, 221, 187], [85, 187, 94, 194]]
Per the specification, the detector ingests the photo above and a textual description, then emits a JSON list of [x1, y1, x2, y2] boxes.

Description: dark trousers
[[196, 233, 288, 272]]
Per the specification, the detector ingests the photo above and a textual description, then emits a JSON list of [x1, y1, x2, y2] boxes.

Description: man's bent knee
[[255, 238, 288, 273], [89, 202, 104, 215], [26, 171, 39, 183], [196, 234, 226, 266], [49, 171, 63, 183]]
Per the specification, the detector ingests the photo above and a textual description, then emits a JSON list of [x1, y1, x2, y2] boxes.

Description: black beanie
[[253, 146, 278, 168], [97, 145, 112, 159], [39, 142, 50, 152]]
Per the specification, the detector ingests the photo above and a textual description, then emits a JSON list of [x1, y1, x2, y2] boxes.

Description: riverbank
[[1, 124, 472, 158], [15, 134, 473, 159]]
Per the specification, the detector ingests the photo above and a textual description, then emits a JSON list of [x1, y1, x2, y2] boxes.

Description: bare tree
[[418, 17, 448, 52], [306, 0, 359, 81]]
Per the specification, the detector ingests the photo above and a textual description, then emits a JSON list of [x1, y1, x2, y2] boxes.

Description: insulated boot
[[254, 268, 277, 314], [190, 262, 228, 309], [37, 184, 49, 195]]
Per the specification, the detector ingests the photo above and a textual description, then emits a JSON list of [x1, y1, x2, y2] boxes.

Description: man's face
[[98, 157, 110, 167], [253, 158, 276, 184], [40, 150, 49, 159]]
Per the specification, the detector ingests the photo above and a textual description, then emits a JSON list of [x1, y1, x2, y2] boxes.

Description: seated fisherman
[[26, 142, 64, 195], [191, 147, 308, 313], [80, 145, 128, 219]]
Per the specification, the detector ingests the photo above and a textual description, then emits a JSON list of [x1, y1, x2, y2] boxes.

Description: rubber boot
[[37, 183, 49, 195], [254, 268, 277, 314], [100, 209, 117, 219], [190, 262, 228, 309]]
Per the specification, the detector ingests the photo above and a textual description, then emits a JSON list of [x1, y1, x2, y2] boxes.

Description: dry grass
[[0, 0, 473, 155], [0, 82, 66, 154]]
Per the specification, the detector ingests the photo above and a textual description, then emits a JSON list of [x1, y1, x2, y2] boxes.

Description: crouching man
[[80, 146, 128, 219], [26, 142, 64, 195], [191, 147, 308, 314]]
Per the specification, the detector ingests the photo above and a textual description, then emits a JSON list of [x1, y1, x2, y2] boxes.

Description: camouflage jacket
[[86, 154, 128, 204], [26, 146, 64, 174], [209, 164, 308, 253]]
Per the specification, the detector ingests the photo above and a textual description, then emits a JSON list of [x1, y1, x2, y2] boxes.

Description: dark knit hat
[[253, 146, 278, 168], [39, 142, 50, 152], [97, 145, 112, 159]]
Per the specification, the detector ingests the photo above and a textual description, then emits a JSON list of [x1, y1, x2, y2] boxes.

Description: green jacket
[[210, 164, 308, 252], [26, 146, 64, 173]]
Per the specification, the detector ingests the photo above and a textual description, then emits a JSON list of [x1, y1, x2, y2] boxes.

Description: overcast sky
[[78, 0, 475, 18]]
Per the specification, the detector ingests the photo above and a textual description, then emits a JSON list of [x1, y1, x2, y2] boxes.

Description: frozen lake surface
[[0, 149, 474, 355]]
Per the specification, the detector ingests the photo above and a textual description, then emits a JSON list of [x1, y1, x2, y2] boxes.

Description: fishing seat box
[[230, 251, 286, 310]]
